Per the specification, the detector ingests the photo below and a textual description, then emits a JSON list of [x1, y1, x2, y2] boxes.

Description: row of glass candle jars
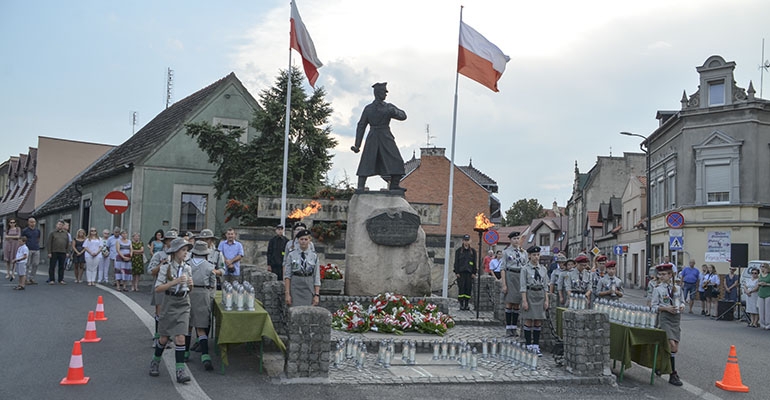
[[477, 338, 538, 370], [593, 299, 659, 329], [221, 281, 256, 311]]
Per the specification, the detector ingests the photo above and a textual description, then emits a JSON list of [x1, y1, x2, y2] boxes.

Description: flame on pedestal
[[474, 213, 494, 231], [288, 200, 322, 219]]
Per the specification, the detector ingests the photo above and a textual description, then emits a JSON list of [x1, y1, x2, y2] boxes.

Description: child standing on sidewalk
[[651, 263, 684, 386], [12, 236, 28, 290]]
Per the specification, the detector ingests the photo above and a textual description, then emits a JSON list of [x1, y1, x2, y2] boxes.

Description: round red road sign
[[104, 191, 129, 215]]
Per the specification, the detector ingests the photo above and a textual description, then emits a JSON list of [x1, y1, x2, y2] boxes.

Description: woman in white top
[[743, 268, 760, 327], [83, 228, 103, 286]]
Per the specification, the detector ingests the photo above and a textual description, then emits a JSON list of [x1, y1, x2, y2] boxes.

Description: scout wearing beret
[[565, 254, 593, 307], [520, 245, 549, 356], [596, 260, 624, 301], [650, 263, 684, 386], [453, 234, 477, 311], [284, 229, 320, 307], [284, 221, 315, 266], [501, 231, 528, 336]]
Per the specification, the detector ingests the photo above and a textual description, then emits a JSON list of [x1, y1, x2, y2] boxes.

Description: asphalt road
[[1, 269, 767, 400]]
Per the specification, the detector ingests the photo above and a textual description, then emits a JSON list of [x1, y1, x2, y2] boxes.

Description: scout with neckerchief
[[186, 240, 222, 371], [565, 254, 593, 307], [501, 231, 528, 336], [284, 229, 320, 307], [149, 237, 194, 383], [650, 263, 685, 386], [520, 245, 549, 356], [147, 230, 178, 340], [595, 260, 624, 301]]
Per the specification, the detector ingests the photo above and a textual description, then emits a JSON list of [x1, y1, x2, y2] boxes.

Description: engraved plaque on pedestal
[[365, 211, 420, 246]]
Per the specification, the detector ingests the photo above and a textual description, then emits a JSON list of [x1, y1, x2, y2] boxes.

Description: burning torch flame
[[474, 213, 495, 231], [288, 200, 322, 219]]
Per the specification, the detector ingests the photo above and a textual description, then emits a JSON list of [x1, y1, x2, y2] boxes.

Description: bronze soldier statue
[[351, 82, 407, 191]]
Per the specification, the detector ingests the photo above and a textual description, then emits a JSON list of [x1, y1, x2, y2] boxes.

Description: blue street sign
[[669, 236, 683, 251], [613, 245, 624, 255]]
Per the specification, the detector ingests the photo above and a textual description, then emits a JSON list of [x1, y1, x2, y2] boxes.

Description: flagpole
[[442, 5, 463, 298], [280, 2, 294, 230]]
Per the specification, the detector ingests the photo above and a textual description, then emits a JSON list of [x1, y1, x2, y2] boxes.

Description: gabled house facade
[[35, 72, 261, 244], [616, 175, 647, 288]]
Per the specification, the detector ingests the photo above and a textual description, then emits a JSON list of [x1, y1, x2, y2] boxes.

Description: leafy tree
[[186, 67, 338, 223], [503, 198, 546, 226]]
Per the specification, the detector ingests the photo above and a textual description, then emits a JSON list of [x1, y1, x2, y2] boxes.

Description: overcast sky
[[1, 0, 768, 212]]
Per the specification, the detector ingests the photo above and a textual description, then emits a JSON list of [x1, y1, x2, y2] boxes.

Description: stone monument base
[[344, 192, 432, 296]]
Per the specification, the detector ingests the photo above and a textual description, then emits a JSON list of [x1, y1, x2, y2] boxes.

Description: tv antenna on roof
[[425, 124, 436, 147], [166, 67, 174, 109], [760, 38, 770, 98]]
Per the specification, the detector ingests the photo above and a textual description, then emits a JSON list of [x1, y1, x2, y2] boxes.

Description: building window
[[213, 117, 249, 143], [667, 171, 676, 208], [650, 180, 658, 215], [708, 81, 725, 106], [539, 233, 550, 247], [180, 193, 207, 232], [705, 163, 730, 204]]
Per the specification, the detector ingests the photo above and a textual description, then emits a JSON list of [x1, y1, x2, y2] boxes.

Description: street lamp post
[[620, 131, 652, 276]]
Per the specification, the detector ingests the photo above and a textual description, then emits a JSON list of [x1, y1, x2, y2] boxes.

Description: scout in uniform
[[650, 263, 684, 386], [149, 238, 193, 383], [501, 231, 528, 336], [284, 229, 320, 307], [185, 240, 222, 371], [196, 229, 224, 287], [147, 230, 177, 340], [591, 254, 608, 301], [284, 222, 315, 265], [565, 254, 593, 307], [596, 260, 624, 301], [520, 245, 549, 356], [548, 254, 567, 295], [453, 234, 477, 311]]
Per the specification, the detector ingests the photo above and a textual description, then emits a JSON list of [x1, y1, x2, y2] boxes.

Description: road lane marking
[[97, 286, 212, 400], [631, 363, 723, 400]]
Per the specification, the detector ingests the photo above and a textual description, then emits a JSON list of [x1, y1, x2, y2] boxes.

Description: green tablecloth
[[556, 307, 672, 380], [610, 322, 671, 375], [213, 292, 286, 366]]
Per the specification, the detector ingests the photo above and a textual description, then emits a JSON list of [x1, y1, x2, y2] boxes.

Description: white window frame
[[213, 117, 249, 144], [708, 80, 725, 106]]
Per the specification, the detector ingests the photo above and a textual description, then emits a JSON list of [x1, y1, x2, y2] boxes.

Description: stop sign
[[104, 191, 129, 215]]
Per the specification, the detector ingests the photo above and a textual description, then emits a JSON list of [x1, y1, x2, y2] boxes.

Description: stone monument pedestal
[[344, 192, 432, 296]]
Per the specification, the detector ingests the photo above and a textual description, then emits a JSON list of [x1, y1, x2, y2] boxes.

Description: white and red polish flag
[[457, 22, 510, 92], [290, 1, 322, 87]]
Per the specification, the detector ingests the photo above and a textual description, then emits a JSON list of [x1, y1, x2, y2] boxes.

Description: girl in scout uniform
[[501, 231, 528, 337], [565, 255, 593, 307], [284, 229, 320, 307], [149, 237, 193, 383], [650, 263, 684, 386], [596, 260, 624, 301], [186, 240, 222, 371], [147, 231, 176, 341], [520, 246, 549, 356]]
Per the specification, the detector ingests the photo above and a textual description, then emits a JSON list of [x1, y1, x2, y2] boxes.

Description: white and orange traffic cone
[[60, 341, 90, 385], [81, 311, 102, 343], [94, 295, 108, 321]]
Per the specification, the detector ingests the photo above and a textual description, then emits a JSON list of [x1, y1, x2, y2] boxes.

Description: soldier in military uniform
[[596, 260, 624, 301], [501, 231, 528, 336], [453, 234, 477, 311], [650, 263, 684, 386], [520, 246, 549, 356], [565, 254, 593, 307]]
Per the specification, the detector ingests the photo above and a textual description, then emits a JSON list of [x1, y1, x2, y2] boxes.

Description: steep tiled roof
[[587, 211, 602, 228], [458, 163, 498, 193], [609, 197, 622, 216], [35, 73, 237, 216], [404, 152, 420, 177]]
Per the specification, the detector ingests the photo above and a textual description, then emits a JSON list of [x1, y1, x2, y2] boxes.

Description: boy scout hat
[[656, 263, 674, 272], [596, 255, 608, 262], [296, 229, 312, 238], [293, 222, 307, 230], [191, 240, 211, 256], [167, 237, 193, 254], [605, 260, 617, 268], [195, 229, 215, 239], [527, 246, 541, 254], [163, 230, 178, 241], [463, 234, 471, 240], [575, 255, 589, 263], [508, 231, 520, 239], [555, 254, 567, 263]]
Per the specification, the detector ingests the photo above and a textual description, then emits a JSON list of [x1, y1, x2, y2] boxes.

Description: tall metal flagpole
[[442, 6, 464, 298], [280, 3, 294, 230]]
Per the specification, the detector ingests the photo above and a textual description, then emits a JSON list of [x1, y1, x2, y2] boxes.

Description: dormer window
[[708, 80, 725, 106]]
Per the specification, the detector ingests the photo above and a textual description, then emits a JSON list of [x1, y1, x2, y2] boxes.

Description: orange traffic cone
[[81, 311, 102, 343], [715, 345, 749, 392], [60, 341, 90, 385], [94, 295, 108, 321]]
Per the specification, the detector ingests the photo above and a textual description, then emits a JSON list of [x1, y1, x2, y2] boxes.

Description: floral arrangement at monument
[[320, 263, 343, 280], [331, 293, 455, 336]]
